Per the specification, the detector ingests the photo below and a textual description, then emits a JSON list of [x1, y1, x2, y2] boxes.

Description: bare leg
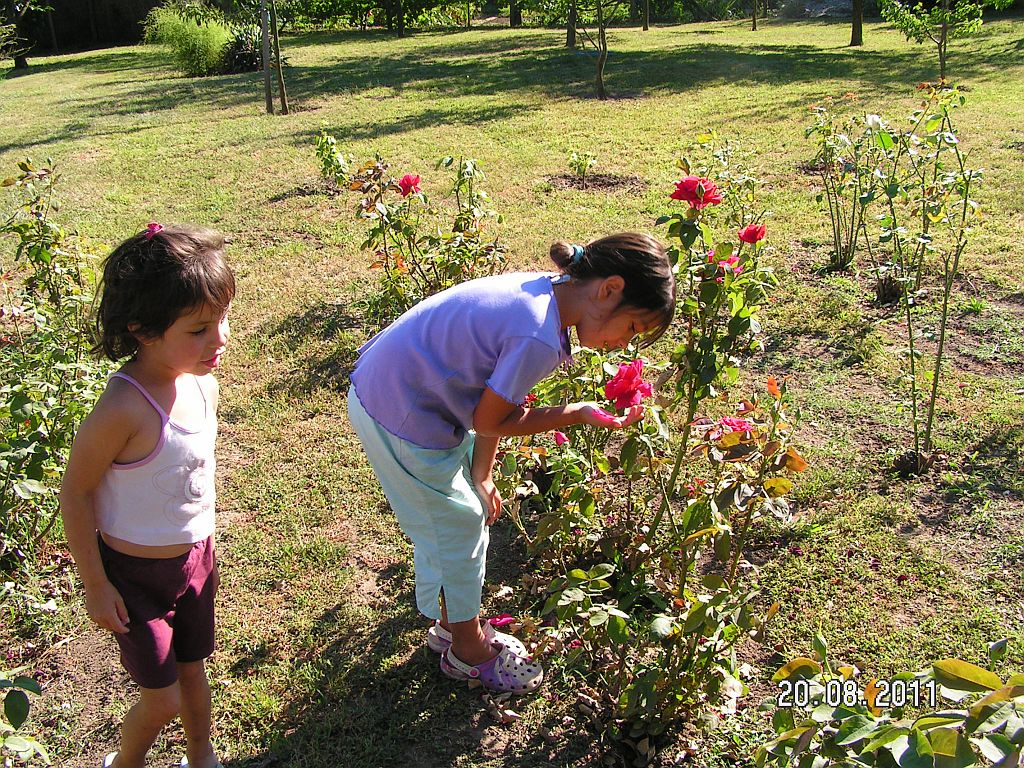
[[111, 684, 181, 768], [178, 660, 219, 768], [440, 589, 496, 667]]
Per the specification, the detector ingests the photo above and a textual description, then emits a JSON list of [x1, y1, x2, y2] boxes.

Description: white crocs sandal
[[427, 619, 528, 656], [440, 645, 544, 694], [103, 754, 117, 768]]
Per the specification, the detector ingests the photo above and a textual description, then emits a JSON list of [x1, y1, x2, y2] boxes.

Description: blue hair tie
[[570, 244, 585, 265]]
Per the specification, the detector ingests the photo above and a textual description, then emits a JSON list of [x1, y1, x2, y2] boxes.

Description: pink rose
[[553, 431, 568, 446], [489, 613, 515, 627], [670, 176, 723, 210], [720, 417, 754, 433], [604, 360, 653, 411], [708, 251, 743, 277], [738, 223, 766, 244], [398, 174, 421, 197]]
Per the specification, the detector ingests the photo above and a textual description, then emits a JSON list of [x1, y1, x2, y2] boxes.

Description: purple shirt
[[350, 272, 571, 449]]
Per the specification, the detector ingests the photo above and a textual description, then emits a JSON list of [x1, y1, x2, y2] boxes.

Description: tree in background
[[880, 0, 1012, 80], [3, 0, 45, 69], [850, 0, 863, 44]]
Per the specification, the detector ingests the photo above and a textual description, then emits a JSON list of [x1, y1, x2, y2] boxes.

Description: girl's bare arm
[[59, 391, 139, 633]]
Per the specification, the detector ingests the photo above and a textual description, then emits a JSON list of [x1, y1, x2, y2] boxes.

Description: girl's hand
[[85, 579, 130, 634], [475, 476, 503, 525], [578, 403, 645, 429]]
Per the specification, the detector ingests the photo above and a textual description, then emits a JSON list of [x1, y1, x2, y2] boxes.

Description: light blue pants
[[347, 386, 488, 623]]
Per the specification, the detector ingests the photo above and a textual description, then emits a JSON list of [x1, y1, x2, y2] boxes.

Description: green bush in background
[[143, 5, 231, 77]]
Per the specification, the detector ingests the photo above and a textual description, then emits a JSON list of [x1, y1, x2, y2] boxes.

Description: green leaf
[[607, 614, 629, 644], [972, 734, 1015, 763], [914, 712, 966, 731], [836, 715, 879, 745], [899, 729, 935, 768], [4, 735, 33, 753], [3, 689, 29, 729], [771, 658, 822, 683], [928, 727, 976, 768], [11, 677, 40, 696], [933, 659, 1002, 693]]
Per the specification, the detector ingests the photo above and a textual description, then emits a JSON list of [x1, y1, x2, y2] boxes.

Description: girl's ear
[[597, 275, 626, 301], [128, 323, 155, 346]]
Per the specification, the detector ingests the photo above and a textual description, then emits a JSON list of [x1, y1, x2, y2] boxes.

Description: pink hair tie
[[144, 222, 163, 241]]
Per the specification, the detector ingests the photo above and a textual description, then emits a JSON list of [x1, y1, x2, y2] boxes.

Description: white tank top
[[95, 372, 216, 546]]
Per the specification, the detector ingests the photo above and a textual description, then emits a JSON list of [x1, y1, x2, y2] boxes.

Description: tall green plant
[[870, 88, 980, 473], [806, 107, 884, 276], [0, 160, 109, 575]]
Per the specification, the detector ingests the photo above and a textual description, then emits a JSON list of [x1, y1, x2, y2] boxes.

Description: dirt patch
[[34, 628, 130, 768], [546, 173, 647, 194]]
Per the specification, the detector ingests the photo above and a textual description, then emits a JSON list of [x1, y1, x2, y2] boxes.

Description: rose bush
[[494, 137, 802, 763]]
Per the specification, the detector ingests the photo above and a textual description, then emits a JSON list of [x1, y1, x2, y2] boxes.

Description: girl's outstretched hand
[[578, 403, 644, 429], [475, 476, 503, 525]]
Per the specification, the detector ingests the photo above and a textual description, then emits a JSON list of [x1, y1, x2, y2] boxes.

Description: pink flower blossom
[[670, 176, 723, 210], [707, 250, 743, 278], [489, 613, 515, 627], [720, 417, 754, 433], [398, 174, 421, 197], [738, 223, 767, 244], [604, 360, 653, 411], [553, 431, 568, 446]]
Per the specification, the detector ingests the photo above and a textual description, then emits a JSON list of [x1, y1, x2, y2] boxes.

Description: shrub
[[143, 5, 231, 77], [1, 160, 109, 577]]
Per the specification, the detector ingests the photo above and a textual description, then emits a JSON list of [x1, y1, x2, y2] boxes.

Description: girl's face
[[138, 303, 230, 375], [577, 304, 661, 351]]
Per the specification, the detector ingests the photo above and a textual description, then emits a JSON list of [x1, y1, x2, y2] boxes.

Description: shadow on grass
[[226, 516, 604, 767], [14, 18, 1023, 152], [260, 300, 366, 396]]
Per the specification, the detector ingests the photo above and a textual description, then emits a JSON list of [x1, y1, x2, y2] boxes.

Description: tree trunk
[[260, 0, 273, 114], [595, 0, 607, 99], [269, 0, 289, 115], [466, 0, 471, 27], [566, 0, 576, 47], [397, 0, 405, 37], [643, 0, 649, 30], [510, 0, 522, 26], [751, 0, 757, 30], [385, 0, 394, 31], [630, 0, 639, 23], [47, 10, 57, 52], [850, 0, 863, 45]]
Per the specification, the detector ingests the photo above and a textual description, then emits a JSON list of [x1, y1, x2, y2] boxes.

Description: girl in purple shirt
[[348, 232, 675, 693]]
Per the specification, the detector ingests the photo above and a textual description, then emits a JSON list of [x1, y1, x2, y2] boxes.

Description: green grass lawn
[[2, 13, 1023, 767]]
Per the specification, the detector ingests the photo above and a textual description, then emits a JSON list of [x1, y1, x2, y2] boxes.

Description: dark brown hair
[[550, 232, 676, 346], [93, 225, 236, 361]]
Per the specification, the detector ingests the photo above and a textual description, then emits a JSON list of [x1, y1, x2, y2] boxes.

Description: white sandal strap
[[443, 649, 482, 678]]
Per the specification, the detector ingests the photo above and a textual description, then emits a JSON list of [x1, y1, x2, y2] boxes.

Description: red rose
[[738, 223, 767, 244], [604, 360, 653, 411], [670, 176, 723, 210], [553, 431, 569, 446], [398, 174, 421, 197]]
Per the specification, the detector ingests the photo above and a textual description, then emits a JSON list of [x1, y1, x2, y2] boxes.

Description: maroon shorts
[[99, 535, 217, 690]]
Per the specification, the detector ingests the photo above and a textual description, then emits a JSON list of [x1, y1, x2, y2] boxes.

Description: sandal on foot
[[103, 754, 117, 768], [440, 645, 543, 693], [179, 757, 225, 768], [427, 619, 527, 656]]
